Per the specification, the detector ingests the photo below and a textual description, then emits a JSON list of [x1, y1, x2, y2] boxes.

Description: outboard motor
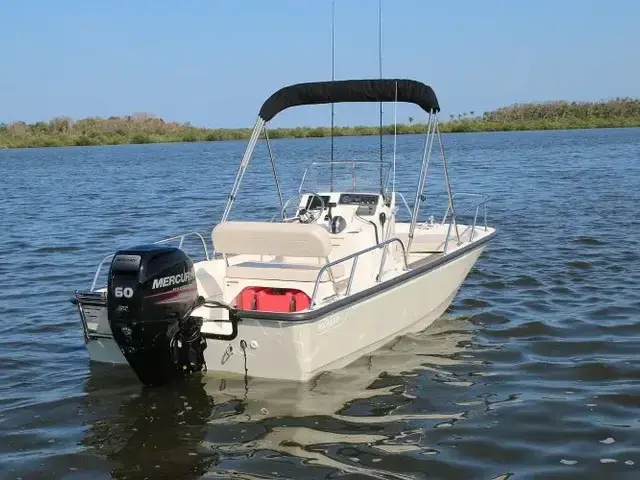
[[107, 244, 207, 386]]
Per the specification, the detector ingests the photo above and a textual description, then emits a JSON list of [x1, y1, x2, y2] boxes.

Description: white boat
[[72, 78, 495, 386]]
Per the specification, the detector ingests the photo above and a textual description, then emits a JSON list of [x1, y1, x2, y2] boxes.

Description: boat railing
[[154, 232, 210, 260], [439, 193, 489, 254], [395, 191, 413, 218], [309, 237, 408, 309], [89, 253, 116, 291], [87, 231, 210, 292]]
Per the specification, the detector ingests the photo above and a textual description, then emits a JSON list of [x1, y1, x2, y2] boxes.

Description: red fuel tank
[[234, 287, 311, 312]]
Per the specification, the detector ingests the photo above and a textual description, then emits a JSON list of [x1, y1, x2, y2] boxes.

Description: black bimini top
[[258, 79, 440, 122]]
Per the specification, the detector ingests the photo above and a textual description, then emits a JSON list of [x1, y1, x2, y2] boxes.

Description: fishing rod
[[330, 0, 335, 191], [378, 0, 384, 194]]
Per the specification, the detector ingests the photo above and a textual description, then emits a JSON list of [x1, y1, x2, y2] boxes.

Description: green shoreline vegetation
[[2, 98, 640, 149]]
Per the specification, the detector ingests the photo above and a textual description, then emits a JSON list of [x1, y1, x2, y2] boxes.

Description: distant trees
[[2, 98, 640, 148], [437, 98, 640, 132], [49, 116, 73, 133], [480, 98, 640, 123]]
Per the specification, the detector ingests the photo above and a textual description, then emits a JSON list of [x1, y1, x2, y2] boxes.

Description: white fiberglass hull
[[84, 242, 485, 381]]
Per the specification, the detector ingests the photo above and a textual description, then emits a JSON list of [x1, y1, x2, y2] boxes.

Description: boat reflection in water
[[80, 315, 480, 478], [81, 367, 218, 479]]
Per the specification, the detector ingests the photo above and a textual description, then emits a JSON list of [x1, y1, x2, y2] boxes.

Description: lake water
[[1, 128, 640, 479]]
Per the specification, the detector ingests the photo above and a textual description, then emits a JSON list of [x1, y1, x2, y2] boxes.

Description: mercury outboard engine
[[107, 244, 207, 386]]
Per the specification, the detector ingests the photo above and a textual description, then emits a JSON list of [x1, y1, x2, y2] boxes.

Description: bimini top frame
[[220, 78, 458, 255]]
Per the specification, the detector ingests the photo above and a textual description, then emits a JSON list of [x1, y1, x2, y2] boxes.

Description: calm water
[[1, 129, 640, 479]]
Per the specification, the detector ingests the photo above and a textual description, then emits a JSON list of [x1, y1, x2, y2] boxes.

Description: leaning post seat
[[212, 221, 345, 282]]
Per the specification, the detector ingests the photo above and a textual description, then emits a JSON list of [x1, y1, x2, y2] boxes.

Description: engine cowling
[[107, 244, 207, 386]]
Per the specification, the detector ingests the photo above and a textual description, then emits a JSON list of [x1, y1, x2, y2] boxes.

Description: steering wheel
[[281, 193, 326, 224]]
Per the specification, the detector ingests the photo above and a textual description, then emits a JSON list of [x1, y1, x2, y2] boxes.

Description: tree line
[[2, 98, 640, 149]]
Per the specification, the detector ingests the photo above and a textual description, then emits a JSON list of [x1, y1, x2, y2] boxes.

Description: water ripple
[[1, 129, 640, 479]]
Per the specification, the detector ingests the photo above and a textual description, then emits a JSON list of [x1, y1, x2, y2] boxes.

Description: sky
[[1, 0, 639, 128]]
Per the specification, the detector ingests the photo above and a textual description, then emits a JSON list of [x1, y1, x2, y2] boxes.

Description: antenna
[[330, 0, 336, 191], [378, 0, 384, 194], [393, 81, 397, 193]]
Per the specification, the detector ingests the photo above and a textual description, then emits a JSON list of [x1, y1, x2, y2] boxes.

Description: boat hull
[[83, 242, 485, 381]]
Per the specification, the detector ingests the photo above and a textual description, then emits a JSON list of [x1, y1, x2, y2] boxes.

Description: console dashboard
[[304, 193, 381, 210], [304, 193, 381, 220], [338, 194, 379, 206]]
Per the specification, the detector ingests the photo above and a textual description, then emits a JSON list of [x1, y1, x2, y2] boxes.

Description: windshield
[[299, 161, 392, 194]]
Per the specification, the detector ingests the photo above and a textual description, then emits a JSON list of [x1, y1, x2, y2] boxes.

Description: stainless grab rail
[[88, 231, 210, 292], [90, 254, 115, 291], [439, 193, 489, 254], [309, 237, 408, 309], [395, 191, 413, 218], [154, 231, 210, 260], [441, 193, 489, 226]]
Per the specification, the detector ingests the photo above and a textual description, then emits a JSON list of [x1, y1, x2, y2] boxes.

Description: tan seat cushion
[[213, 221, 332, 257], [227, 261, 345, 282]]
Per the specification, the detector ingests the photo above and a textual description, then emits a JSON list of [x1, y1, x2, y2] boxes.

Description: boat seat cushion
[[213, 221, 332, 257], [227, 261, 346, 282]]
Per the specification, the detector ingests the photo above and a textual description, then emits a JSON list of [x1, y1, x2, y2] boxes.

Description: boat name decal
[[152, 271, 195, 290], [317, 315, 343, 333]]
